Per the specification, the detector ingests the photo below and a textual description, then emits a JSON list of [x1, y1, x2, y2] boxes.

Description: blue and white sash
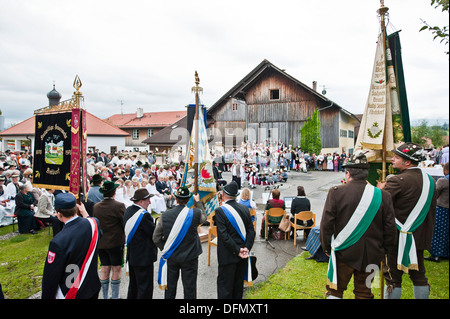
[[124, 207, 150, 246], [158, 207, 193, 290], [221, 203, 254, 287]]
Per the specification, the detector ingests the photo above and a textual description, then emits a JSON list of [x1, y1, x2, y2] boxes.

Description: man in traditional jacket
[[153, 186, 206, 299], [377, 142, 437, 299], [320, 151, 396, 299], [93, 181, 126, 299], [124, 188, 157, 299], [42, 193, 101, 299], [214, 181, 256, 299]]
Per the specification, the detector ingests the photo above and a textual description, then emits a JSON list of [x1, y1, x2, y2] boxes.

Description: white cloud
[[0, 0, 448, 128]]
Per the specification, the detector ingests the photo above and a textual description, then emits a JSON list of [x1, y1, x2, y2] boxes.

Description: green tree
[[411, 119, 448, 147], [429, 123, 447, 147], [411, 120, 430, 145], [420, 0, 449, 55], [300, 109, 322, 154]]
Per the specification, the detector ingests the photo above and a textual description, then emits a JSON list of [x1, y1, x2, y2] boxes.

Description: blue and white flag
[[182, 104, 219, 216]]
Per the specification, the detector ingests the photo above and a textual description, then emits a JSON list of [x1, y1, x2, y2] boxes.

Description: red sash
[[57, 218, 99, 299]]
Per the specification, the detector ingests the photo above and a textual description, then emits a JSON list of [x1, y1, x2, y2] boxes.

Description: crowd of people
[[0, 141, 448, 299]]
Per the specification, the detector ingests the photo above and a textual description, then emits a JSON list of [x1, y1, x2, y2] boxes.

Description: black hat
[[130, 188, 153, 201], [0, 176, 6, 181], [55, 193, 77, 210], [392, 142, 425, 163], [175, 186, 192, 199], [91, 174, 103, 184], [99, 181, 119, 194], [221, 181, 240, 197], [342, 151, 370, 169], [136, 160, 143, 166]]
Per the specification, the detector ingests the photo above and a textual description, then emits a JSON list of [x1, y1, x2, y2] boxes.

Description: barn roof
[[207, 59, 359, 122]]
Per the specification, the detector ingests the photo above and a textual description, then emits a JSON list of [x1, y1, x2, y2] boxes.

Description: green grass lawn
[[1, 223, 448, 299], [0, 225, 52, 299], [245, 252, 449, 299]]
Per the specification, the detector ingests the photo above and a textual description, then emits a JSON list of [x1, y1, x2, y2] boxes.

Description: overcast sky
[[0, 0, 448, 129]]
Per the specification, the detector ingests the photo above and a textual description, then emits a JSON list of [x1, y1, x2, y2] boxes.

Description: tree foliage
[[300, 109, 322, 154], [420, 0, 449, 55], [411, 119, 449, 147]]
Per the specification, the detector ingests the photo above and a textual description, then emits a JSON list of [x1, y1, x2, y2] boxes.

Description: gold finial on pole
[[73, 74, 82, 92], [377, 0, 389, 22], [72, 75, 83, 109], [192, 70, 203, 95], [195, 71, 200, 85]]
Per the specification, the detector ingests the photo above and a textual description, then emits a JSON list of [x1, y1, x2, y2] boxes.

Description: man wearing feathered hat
[[320, 150, 396, 299], [377, 142, 437, 299], [153, 186, 206, 299]]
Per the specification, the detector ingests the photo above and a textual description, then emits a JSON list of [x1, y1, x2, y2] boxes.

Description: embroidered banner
[[81, 109, 88, 195], [33, 112, 72, 190], [357, 33, 388, 150], [70, 109, 81, 194]]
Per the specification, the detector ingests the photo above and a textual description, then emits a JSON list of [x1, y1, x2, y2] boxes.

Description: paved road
[[107, 169, 344, 299]]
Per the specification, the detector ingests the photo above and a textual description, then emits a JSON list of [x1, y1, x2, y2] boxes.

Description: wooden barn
[[206, 59, 360, 154]]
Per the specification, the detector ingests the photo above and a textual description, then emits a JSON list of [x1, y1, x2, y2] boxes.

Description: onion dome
[[47, 84, 62, 106]]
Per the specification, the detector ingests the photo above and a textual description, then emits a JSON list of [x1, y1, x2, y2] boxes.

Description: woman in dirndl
[[426, 162, 449, 262], [14, 184, 39, 234]]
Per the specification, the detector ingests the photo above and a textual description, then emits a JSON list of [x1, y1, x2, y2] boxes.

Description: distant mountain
[[411, 118, 449, 126]]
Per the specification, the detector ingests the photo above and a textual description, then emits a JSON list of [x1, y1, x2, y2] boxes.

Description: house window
[[270, 89, 280, 100], [132, 129, 139, 140], [340, 129, 347, 137], [348, 130, 354, 138], [147, 129, 154, 137], [226, 128, 234, 136], [232, 103, 238, 111]]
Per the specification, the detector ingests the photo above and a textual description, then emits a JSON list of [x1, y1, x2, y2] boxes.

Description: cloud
[[0, 0, 448, 129]]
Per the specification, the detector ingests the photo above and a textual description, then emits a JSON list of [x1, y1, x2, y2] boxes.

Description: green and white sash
[[327, 184, 382, 290], [396, 169, 435, 273]]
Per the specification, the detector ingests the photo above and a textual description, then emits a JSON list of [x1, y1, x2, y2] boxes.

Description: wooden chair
[[207, 225, 217, 266], [4, 214, 18, 232], [207, 212, 217, 266], [264, 208, 287, 240], [249, 209, 256, 231], [290, 211, 316, 246]]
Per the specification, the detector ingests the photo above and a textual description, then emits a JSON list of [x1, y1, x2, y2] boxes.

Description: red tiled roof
[[0, 111, 129, 136], [105, 110, 186, 128]]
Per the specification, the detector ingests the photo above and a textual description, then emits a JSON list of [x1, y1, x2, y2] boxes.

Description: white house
[[0, 112, 129, 154]]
